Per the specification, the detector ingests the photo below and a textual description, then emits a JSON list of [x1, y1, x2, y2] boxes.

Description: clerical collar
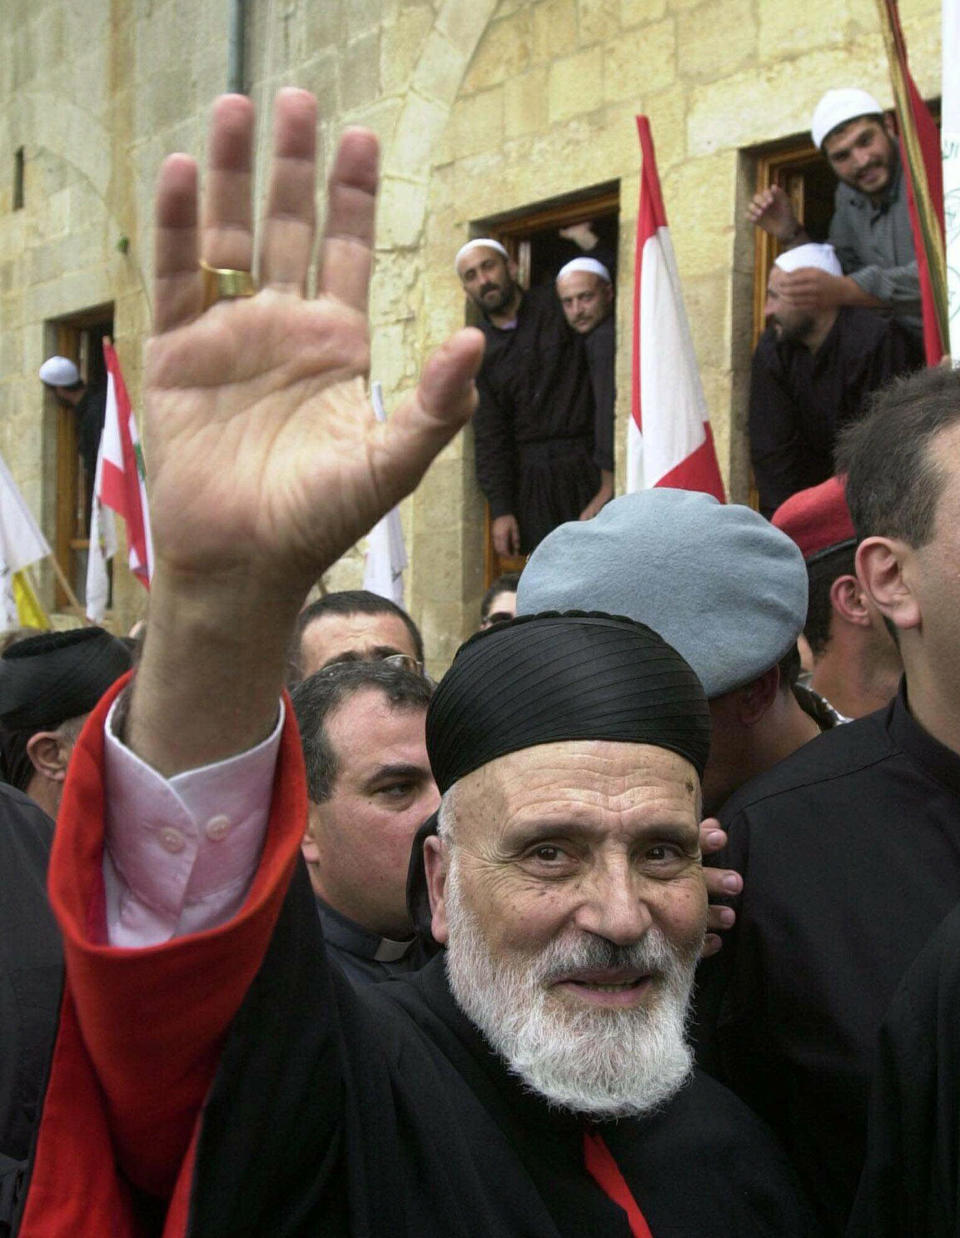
[[315, 898, 415, 963]]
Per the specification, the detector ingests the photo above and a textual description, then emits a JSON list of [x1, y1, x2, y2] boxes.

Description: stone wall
[[0, 0, 942, 668]]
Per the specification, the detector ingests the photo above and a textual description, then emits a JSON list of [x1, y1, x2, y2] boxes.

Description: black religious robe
[[20, 680, 819, 1236], [695, 681, 960, 1235], [846, 900, 960, 1238], [473, 284, 600, 553], [0, 785, 61, 1237], [748, 306, 918, 517]]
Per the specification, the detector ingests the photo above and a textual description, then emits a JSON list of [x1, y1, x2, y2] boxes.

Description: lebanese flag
[[629, 116, 725, 500], [878, 0, 947, 364], [86, 341, 153, 619]]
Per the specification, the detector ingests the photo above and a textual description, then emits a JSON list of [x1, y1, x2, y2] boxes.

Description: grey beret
[[516, 489, 808, 698]]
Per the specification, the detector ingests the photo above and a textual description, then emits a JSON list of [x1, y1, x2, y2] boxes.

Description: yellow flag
[[13, 570, 50, 629]]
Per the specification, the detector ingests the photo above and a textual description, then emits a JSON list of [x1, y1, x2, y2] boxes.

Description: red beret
[[771, 476, 857, 563]]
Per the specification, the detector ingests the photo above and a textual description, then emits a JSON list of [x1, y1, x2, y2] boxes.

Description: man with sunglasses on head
[[290, 589, 425, 685]]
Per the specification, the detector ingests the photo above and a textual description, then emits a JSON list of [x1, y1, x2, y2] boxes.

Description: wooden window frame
[[751, 144, 822, 349]]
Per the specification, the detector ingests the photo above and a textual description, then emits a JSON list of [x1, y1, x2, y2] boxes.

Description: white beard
[[443, 856, 699, 1119]]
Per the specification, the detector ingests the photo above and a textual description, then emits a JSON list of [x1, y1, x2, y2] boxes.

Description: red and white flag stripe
[[85, 342, 153, 620], [629, 116, 725, 501], [99, 341, 153, 585]]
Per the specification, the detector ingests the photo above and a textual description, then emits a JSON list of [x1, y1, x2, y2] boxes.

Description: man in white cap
[[38, 353, 107, 496], [556, 256, 615, 519], [748, 88, 923, 344], [749, 241, 916, 515], [455, 240, 609, 557]]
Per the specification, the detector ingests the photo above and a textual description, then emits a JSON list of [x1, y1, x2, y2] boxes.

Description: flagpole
[[48, 554, 87, 620], [875, 0, 949, 349]]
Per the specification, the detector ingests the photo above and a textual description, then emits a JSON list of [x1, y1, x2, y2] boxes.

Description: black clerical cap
[[426, 612, 710, 794], [0, 627, 132, 731]]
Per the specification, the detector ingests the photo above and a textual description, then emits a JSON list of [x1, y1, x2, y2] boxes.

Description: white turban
[[454, 238, 509, 273], [811, 89, 885, 149], [774, 243, 843, 277], [556, 257, 612, 284], [38, 356, 80, 386]]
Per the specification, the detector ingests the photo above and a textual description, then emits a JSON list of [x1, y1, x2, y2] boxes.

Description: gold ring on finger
[[200, 260, 257, 309]]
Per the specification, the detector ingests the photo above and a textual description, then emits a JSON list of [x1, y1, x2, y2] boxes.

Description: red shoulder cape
[[19, 676, 306, 1237]]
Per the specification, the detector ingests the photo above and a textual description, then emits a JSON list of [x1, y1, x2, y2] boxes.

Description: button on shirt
[[102, 697, 283, 948]]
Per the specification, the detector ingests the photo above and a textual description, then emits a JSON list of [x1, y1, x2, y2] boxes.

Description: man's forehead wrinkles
[[487, 776, 700, 828]]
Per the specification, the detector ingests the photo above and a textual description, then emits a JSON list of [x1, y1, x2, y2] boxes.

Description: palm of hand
[[145, 93, 481, 600], [146, 292, 396, 586]]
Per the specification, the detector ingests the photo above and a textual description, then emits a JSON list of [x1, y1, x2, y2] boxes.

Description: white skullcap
[[556, 257, 612, 284], [774, 243, 843, 277], [454, 238, 509, 272], [811, 89, 885, 149], [38, 356, 80, 386]]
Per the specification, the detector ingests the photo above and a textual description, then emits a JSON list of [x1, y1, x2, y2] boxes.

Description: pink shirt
[[102, 696, 283, 947]]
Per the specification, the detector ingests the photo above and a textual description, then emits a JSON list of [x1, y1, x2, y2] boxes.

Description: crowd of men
[[2, 79, 958, 1238]]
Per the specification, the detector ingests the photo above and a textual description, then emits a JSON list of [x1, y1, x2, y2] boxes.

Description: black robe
[[695, 682, 960, 1234], [190, 866, 820, 1237], [846, 900, 960, 1238], [0, 786, 61, 1235], [473, 285, 600, 553], [748, 307, 918, 517]]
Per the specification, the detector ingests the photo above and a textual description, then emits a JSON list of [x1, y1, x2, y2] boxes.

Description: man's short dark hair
[[480, 572, 521, 622], [289, 590, 424, 684], [837, 367, 960, 546], [805, 544, 857, 657], [291, 661, 432, 802]]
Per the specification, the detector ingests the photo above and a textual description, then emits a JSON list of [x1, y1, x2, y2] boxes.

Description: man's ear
[[301, 828, 321, 867], [856, 537, 920, 631], [883, 114, 897, 141], [424, 834, 450, 945], [25, 731, 70, 782], [734, 664, 780, 726], [830, 573, 871, 628]]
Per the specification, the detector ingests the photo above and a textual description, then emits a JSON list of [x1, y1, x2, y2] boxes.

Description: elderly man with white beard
[[19, 90, 819, 1237]]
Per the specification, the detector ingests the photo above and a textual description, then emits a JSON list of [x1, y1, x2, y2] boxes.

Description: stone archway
[[378, 0, 500, 250], [370, 0, 500, 671]]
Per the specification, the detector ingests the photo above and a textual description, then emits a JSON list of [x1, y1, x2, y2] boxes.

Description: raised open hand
[[747, 184, 801, 242], [129, 91, 484, 773], [146, 90, 483, 598]]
